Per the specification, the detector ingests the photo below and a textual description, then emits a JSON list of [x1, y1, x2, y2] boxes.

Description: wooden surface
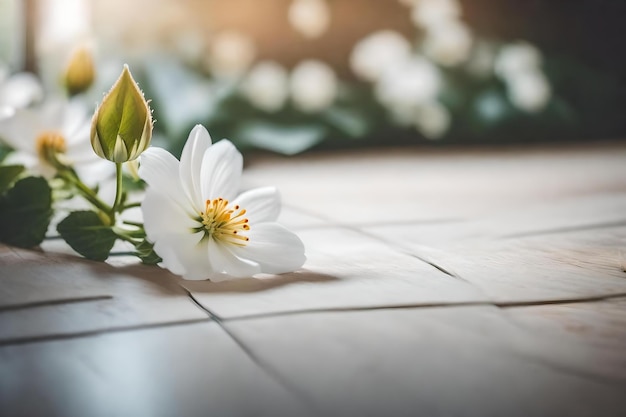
[[1, 142, 626, 416]]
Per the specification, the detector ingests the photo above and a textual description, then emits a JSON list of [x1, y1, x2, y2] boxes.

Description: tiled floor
[[1, 141, 626, 416]]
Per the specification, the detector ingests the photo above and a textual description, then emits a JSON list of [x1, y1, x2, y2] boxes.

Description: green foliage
[[0, 165, 25, 194], [134, 239, 162, 265], [0, 176, 52, 248], [57, 211, 117, 261]]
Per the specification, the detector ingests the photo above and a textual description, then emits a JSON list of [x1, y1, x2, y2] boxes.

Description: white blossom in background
[[494, 42, 542, 80], [290, 60, 338, 113], [494, 42, 551, 112], [172, 29, 206, 65], [413, 101, 451, 139], [288, 0, 331, 38], [0, 67, 44, 111], [206, 31, 256, 79], [350, 30, 412, 82], [411, 0, 461, 30], [465, 41, 496, 78], [506, 71, 551, 112], [422, 20, 473, 66], [240, 61, 289, 113], [375, 56, 441, 112], [0, 99, 112, 183], [139, 125, 306, 280]]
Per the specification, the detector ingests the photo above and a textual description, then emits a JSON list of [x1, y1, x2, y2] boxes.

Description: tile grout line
[[181, 287, 324, 416], [0, 295, 114, 313], [283, 202, 466, 281], [217, 292, 626, 323], [0, 318, 211, 347]]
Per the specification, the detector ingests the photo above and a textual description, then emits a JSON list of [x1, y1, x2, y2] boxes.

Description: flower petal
[[142, 190, 197, 241], [199, 139, 242, 202], [207, 238, 261, 278], [139, 147, 196, 214], [232, 186, 281, 224], [153, 232, 211, 280], [232, 223, 306, 274], [179, 124, 212, 207]]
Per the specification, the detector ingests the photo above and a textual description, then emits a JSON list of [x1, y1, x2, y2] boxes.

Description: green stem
[[121, 202, 141, 210], [109, 251, 137, 257], [122, 220, 143, 227], [59, 170, 113, 222], [112, 162, 123, 213]]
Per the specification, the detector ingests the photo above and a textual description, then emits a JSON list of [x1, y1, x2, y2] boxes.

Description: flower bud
[[90, 65, 153, 163], [64, 46, 95, 96]]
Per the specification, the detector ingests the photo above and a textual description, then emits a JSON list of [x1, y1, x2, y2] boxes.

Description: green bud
[[90, 65, 153, 163], [64, 46, 95, 96]]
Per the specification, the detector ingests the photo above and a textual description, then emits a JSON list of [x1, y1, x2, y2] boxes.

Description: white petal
[[232, 223, 306, 274], [180, 124, 213, 205], [232, 186, 281, 223], [153, 231, 211, 280], [63, 99, 90, 142], [139, 147, 196, 214], [207, 238, 261, 278], [0, 108, 41, 152], [112, 136, 128, 162], [141, 190, 198, 242], [199, 139, 242, 201]]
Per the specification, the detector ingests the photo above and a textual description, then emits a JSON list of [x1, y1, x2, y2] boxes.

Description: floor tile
[[0, 322, 314, 417], [225, 306, 626, 417], [182, 227, 486, 318]]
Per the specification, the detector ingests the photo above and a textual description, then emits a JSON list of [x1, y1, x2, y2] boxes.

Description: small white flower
[[288, 0, 331, 39], [506, 70, 551, 112], [139, 124, 306, 280], [349, 30, 412, 82], [413, 101, 451, 139], [0, 99, 112, 182], [206, 31, 256, 79], [411, 0, 461, 30], [494, 42, 542, 80], [240, 61, 289, 112], [422, 20, 473, 67], [0, 67, 44, 110], [290, 60, 337, 113], [465, 41, 496, 78], [375, 56, 441, 110]]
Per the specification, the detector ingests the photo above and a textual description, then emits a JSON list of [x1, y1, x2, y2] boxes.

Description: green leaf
[[134, 239, 162, 265], [0, 176, 52, 248], [57, 211, 117, 261], [0, 165, 25, 195]]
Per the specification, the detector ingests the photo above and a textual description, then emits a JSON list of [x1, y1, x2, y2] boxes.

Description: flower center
[[199, 198, 250, 246], [36, 131, 67, 167]]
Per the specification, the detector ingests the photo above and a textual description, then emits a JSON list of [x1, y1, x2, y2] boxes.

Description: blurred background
[[1, 0, 625, 156]]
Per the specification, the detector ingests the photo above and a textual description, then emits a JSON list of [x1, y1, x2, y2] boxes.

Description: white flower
[[240, 61, 289, 112], [465, 41, 495, 78], [411, 0, 461, 30], [349, 30, 412, 82], [139, 124, 306, 280], [413, 101, 451, 139], [0, 99, 113, 182], [506, 71, 551, 112], [290, 60, 337, 113], [422, 20, 473, 67], [494, 42, 542, 80], [206, 31, 256, 79], [288, 0, 331, 39], [0, 67, 44, 110], [375, 56, 441, 110]]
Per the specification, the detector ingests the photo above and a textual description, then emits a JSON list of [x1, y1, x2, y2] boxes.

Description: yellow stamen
[[36, 131, 67, 167], [200, 198, 250, 246]]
